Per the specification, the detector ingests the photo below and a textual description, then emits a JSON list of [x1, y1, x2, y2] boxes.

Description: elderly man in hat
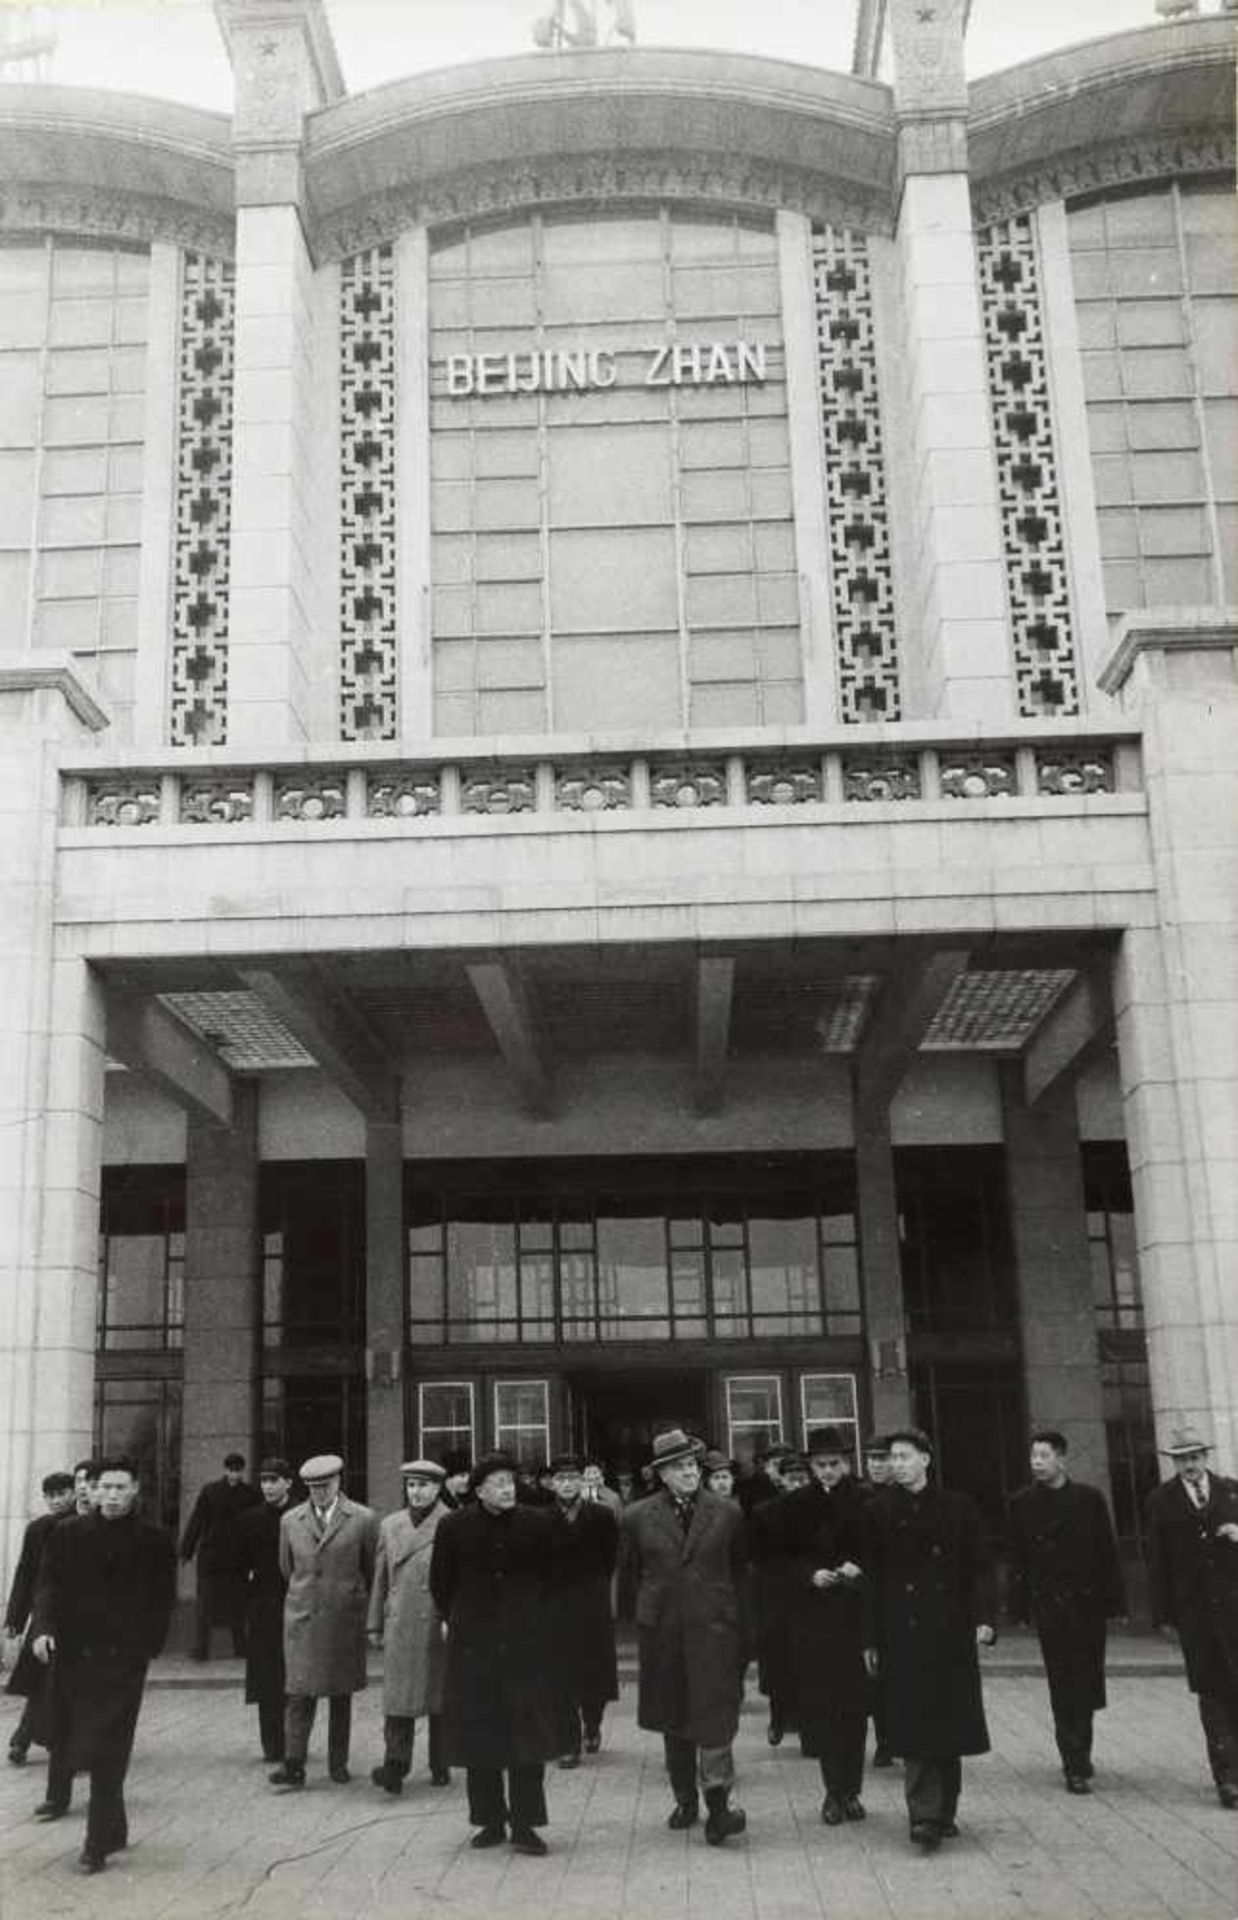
[[430, 1452, 561, 1854], [764, 1426, 870, 1825], [368, 1459, 451, 1794], [621, 1427, 748, 1844], [235, 1458, 296, 1763], [1007, 1429, 1126, 1795], [269, 1454, 378, 1790], [862, 1427, 996, 1852], [1145, 1425, 1238, 1808], [546, 1452, 618, 1767]]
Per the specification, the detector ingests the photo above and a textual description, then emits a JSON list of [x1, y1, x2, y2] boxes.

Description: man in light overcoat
[[368, 1459, 450, 1794], [269, 1453, 378, 1790], [621, 1427, 748, 1845]]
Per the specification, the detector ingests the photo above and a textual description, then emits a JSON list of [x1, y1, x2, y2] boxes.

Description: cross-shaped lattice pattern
[[977, 215, 1079, 717], [170, 254, 234, 745], [339, 245, 398, 740], [811, 225, 901, 723]]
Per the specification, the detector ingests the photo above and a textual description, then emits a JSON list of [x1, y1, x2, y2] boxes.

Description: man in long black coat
[[764, 1426, 871, 1824], [430, 1452, 560, 1855], [546, 1453, 618, 1766], [863, 1427, 996, 1852], [179, 1452, 260, 1660], [236, 1458, 295, 1763], [621, 1427, 748, 1845], [1145, 1425, 1238, 1808], [4, 1470, 76, 1765], [1007, 1429, 1126, 1793], [29, 1455, 176, 1874]]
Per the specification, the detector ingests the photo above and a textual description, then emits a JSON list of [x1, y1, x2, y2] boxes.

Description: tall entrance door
[[569, 1368, 710, 1471]]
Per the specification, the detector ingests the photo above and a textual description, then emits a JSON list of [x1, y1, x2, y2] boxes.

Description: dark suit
[[1146, 1471, 1238, 1791], [1008, 1478, 1125, 1778], [547, 1499, 618, 1756], [621, 1488, 746, 1800], [4, 1512, 60, 1757], [30, 1510, 176, 1857], [180, 1476, 261, 1659], [236, 1498, 290, 1760]]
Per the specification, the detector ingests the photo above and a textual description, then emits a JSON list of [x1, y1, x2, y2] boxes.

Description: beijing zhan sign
[[445, 339, 767, 396]]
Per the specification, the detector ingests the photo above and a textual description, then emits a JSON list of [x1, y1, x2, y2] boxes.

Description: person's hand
[[32, 1634, 54, 1664], [838, 1561, 861, 1583], [367, 1630, 383, 1647], [976, 1624, 995, 1647], [1215, 1521, 1238, 1544], [863, 1647, 879, 1677], [812, 1567, 838, 1588]]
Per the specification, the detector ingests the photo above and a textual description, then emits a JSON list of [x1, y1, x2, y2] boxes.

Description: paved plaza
[[2, 1658, 1236, 1920]]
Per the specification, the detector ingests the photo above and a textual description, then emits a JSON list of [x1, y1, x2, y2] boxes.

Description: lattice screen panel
[[978, 215, 1080, 717], [169, 254, 234, 745], [811, 225, 901, 722], [339, 245, 398, 740]]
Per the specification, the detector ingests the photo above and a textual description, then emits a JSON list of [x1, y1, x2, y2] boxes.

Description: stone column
[[365, 1120, 405, 1511], [0, 658, 109, 1602], [1002, 1069, 1109, 1491], [855, 1117, 912, 1436], [179, 1083, 259, 1588], [1101, 613, 1238, 1472], [888, 0, 1013, 720], [214, 0, 343, 746]]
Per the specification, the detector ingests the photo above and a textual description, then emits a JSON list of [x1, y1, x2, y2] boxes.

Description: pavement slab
[[2, 1674, 1236, 1920]]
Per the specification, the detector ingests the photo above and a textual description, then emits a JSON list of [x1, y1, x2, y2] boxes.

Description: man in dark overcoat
[[269, 1453, 378, 1789], [862, 1427, 996, 1852], [179, 1451, 260, 1660], [764, 1427, 870, 1824], [429, 1452, 561, 1855], [4, 1470, 76, 1765], [621, 1427, 748, 1845], [29, 1455, 176, 1874], [1145, 1424, 1238, 1808], [236, 1457, 295, 1764], [857, 1433, 895, 1766], [749, 1447, 802, 1746], [1007, 1428, 1126, 1793], [546, 1453, 618, 1766]]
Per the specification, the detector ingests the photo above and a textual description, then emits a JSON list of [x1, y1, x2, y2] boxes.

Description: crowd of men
[[4, 1421, 1238, 1876]]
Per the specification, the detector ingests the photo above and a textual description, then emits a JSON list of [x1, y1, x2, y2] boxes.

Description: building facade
[[1, 0, 1236, 1603]]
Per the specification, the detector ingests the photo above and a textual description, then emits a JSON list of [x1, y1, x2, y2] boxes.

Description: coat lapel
[[682, 1491, 715, 1562], [316, 1496, 351, 1551]]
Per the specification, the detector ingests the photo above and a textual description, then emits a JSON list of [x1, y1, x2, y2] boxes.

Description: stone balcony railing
[[61, 724, 1143, 832]]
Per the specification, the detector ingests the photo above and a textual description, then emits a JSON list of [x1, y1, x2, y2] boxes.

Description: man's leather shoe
[[871, 1747, 894, 1768], [470, 1824, 506, 1848], [583, 1732, 601, 1754], [909, 1821, 941, 1851], [329, 1763, 351, 1784], [268, 1763, 305, 1789], [557, 1751, 581, 1769], [8, 1744, 28, 1766], [667, 1798, 699, 1830], [77, 1848, 106, 1875], [1065, 1774, 1091, 1795], [430, 1768, 451, 1786], [821, 1796, 845, 1826], [1216, 1781, 1238, 1809], [766, 1719, 784, 1746], [371, 1763, 402, 1795], [704, 1789, 746, 1846], [842, 1796, 866, 1822], [510, 1827, 548, 1856], [34, 1801, 70, 1820], [938, 1821, 959, 1838]]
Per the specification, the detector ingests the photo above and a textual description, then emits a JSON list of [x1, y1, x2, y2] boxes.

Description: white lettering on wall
[[440, 341, 770, 398]]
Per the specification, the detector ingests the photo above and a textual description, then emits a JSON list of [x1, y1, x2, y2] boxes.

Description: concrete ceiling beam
[[106, 991, 234, 1128], [1023, 963, 1113, 1109], [237, 961, 399, 1122], [466, 959, 553, 1116], [855, 947, 971, 1120]]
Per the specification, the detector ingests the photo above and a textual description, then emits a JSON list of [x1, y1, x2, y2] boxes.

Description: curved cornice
[[305, 46, 896, 250], [0, 85, 235, 254], [968, 20, 1236, 216]]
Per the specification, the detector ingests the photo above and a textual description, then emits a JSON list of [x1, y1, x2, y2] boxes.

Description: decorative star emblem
[[258, 34, 278, 56], [916, 5, 937, 18]]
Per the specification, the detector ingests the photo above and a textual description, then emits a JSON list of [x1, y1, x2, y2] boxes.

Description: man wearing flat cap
[[862, 1427, 996, 1852], [430, 1452, 561, 1855], [1145, 1425, 1238, 1808], [235, 1458, 295, 1763], [368, 1460, 451, 1794], [763, 1427, 871, 1825], [546, 1453, 618, 1767], [621, 1427, 748, 1844], [269, 1455, 378, 1790]]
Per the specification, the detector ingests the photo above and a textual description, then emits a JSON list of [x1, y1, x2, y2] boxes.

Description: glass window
[[597, 1212, 669, 1338], [260, 1375, 366, 1496], [98, 1166, 185, 1352], [448, 1216, 517, 1342], [494, 1378, 550, 1466], [419, 1381, 476, 1463], [748, 1214, 820, 1334], [94, 1378, 181, 1533], [724, 1375, 783, 1461], [260, 1163, 366, 1348], [799, 1374, 859, 1461]]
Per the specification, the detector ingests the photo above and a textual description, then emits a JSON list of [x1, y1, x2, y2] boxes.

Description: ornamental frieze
[[971, 132, 1236, 222], [0, 185, 234, 257]]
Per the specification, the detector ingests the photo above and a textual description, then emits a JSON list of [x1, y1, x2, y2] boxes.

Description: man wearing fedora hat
[[269, 1455, 378, 1790], [546, 1454, 618, 1767], [621, 1427, 748, 1844], [368, 1460, 451, 1795], [1146, 1425, 1238, 1808]]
